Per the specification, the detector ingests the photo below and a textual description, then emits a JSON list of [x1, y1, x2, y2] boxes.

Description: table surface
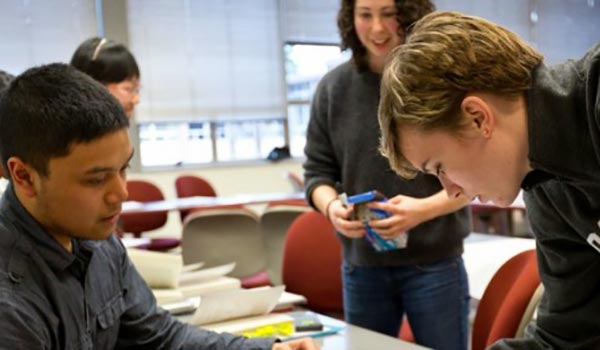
[[463, 232, 536, 299], [121, 189, 526, 215], [314, 313, 430, 350], [122, 192, 305, 214], [177, 310, 429, 349]]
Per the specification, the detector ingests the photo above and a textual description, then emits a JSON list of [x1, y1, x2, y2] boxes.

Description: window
[[127, 0, 344, 169], [128, 0, 285, 168], [284, 43, 351, 157], [139, 119, 285, 167], [138, 43, 349, 168], [0, 1, 96, 75]]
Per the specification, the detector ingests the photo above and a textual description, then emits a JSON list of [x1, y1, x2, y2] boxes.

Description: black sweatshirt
[[492, 44, 600, 349]]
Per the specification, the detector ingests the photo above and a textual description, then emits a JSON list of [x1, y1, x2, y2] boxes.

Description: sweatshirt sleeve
[[303, 73, 341, 209], [489, 183, 600, 350], [585, 43, 600, 162]]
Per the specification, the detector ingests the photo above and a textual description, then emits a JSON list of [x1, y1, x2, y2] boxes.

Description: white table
[[179, 311, 430, 350], [315, 313, 430, 350], [121, 192, 305, 214], [463, 233, 536, 300]]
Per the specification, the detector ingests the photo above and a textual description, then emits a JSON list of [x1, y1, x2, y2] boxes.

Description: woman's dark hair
[[337, 0, 435, 72], [70, 37, 140, 84]]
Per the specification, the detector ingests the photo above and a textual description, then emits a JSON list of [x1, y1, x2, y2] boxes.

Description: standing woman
[[70, 37, 140, 118], [303, 1, 471, 349]]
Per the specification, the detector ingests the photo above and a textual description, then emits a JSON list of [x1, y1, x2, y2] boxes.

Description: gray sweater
[[492, 44, 600, 349], [303, 61, 470, 267]]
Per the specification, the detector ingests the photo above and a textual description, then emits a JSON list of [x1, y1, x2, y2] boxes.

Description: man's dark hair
[[70, 37, 140, 84], [0, 63, 129, 177]]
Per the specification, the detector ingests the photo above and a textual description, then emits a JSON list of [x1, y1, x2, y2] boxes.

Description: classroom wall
[[127, 159, 304, 238]]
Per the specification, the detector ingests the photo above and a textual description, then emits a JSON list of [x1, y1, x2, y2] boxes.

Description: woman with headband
[[71, 37, 140, 118]]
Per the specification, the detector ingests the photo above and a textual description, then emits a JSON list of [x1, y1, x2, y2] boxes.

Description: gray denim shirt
[[0, 184, 275, 350]]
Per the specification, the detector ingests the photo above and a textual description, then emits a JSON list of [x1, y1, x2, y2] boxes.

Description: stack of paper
[[273, 291, 307, 311], [128, 248, 183, 289], [191, 285, 286, 326], [127, 249, 306, 326], [127, 248, 241, 305]]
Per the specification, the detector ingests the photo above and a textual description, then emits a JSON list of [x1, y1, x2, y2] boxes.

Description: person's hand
[[327, 199, 365, 239], [366, 194, 429, 240], [272, 337, 320, 349]]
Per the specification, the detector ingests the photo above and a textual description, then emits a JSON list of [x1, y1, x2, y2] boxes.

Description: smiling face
[[354, 0, 402, 72], [11, 129, 133, 249]]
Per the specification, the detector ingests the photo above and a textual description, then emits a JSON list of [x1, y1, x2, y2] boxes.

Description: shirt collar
[[1, 182, 76, 271]]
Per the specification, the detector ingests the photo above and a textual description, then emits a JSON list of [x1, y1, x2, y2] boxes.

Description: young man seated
[[0, 64, 316, 350]]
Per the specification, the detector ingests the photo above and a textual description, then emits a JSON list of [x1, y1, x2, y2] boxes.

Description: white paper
[[120, 237, 151, 248], [182, 262, 205, 273], [127, 248, 183, 289], [179, 276, 241, 298], [161, 296, 201, 315], [190, 285, 285, 325], [274, 291, 307, 310], [179, 262, 236, 286], [152, 289, 185, 304]]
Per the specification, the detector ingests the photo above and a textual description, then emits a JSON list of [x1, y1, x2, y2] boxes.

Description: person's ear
[[7, 157, 40, 197], [461, 95, 494, 138]]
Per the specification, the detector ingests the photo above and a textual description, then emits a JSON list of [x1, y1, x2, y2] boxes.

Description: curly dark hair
[[337, 0, 435, 72]]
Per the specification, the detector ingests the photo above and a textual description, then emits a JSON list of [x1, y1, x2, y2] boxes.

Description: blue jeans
[[342, 256, 469, 350]]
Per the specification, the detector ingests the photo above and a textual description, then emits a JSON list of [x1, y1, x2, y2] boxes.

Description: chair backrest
[[181, 208, 266, 279], [515, 284, 544, 338], [472, 249, 540, 350], [260, 205, 312, 285], [174, 174, 219, 222], [282, 211, 343, 313], [120, 180, 168, 237]]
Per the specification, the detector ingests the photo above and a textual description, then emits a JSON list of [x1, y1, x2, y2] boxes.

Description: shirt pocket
[[96, 292, 126, 347]]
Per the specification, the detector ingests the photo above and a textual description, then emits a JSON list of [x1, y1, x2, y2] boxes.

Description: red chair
[[471, 249, 540, 350], [119, 179, 181, 252], [282, 211, 343, 315], [174, 174, 218, 222], [398, 249, 540, 349], [174, 174, 244, 223]]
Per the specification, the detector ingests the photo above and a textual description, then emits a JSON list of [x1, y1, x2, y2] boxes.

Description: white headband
[[92, 38, 107, 61]]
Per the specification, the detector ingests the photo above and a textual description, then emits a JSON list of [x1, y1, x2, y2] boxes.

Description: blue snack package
[[339, 191, 408, 252]]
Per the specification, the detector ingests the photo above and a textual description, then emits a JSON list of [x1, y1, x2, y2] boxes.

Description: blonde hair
[[378, 11, 543, 178]]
